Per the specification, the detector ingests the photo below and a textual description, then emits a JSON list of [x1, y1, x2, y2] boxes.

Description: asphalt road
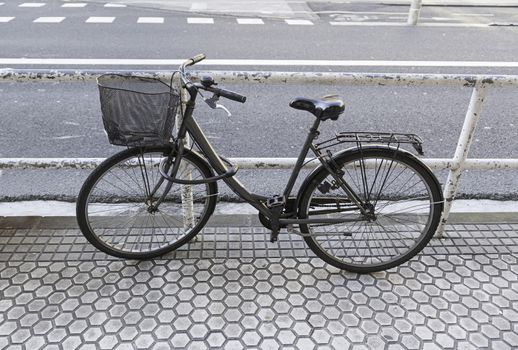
[[1, 1, 518, 60], [1, 0, 518, 201]]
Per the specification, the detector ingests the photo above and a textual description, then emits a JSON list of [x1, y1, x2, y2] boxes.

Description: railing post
[[407, 0, 423, 25], [435, 81, 487, 237], [176, 87, 196, 232]]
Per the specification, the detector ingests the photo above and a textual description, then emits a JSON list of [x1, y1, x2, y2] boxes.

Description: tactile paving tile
[[1, 222, 518, 262], [1, 222, 518, 349]]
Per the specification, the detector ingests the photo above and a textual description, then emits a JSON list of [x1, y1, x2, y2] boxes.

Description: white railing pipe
[[407, 0, 423, 25], [2, 69, 518, 88], [436, 81, 487, 237], [3, 158, 518, 170]]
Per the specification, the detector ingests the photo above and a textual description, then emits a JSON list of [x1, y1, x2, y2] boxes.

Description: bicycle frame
[[165, 83, 370, 226]]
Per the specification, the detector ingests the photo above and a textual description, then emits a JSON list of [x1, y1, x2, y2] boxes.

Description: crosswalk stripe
[[61, 3, 87, 7], [285, 19, 313, 25], [0, 17, 14, 23], [187, 17, 214, 24], [104, 3, 126, 7], [137, 17, 164, 24], [34, 17, 65, 23], [237, 18, 264, 25], [86, 17, 115, 23], [19, 2, 46, 7]]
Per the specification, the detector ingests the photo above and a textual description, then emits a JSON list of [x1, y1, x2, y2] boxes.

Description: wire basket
[[97, 74, 180, 146]]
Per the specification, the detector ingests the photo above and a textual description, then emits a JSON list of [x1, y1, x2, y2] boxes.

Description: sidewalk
[[64, 0, 518, 19], [1, 209, 517, 349]]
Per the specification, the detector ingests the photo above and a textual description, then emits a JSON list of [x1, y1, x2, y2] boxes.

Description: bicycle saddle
[[289, 95, 345, 121]]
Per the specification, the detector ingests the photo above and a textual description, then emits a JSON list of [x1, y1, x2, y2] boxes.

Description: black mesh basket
[[97, 74, 180, 146]]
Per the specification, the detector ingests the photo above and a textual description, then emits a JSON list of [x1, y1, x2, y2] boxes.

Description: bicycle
[[76, 54, 444, 273]]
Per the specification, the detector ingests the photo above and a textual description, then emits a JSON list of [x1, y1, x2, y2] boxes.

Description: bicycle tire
[[298, 147, 443, 273], [76, 146, 217, 259]]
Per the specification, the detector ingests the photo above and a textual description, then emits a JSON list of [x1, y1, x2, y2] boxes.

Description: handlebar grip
[[189, 54, 206, 65], [216, 88, 247, 103]]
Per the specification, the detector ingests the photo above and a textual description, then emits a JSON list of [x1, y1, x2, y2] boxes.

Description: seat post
[[282, 117, 322, 198], [309, 115, 322, 134]]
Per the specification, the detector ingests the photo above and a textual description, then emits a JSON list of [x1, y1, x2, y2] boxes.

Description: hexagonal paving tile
[[0, 222, 517, 349]]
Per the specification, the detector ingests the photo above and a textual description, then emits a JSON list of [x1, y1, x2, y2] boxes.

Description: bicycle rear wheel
[[76, 146, 217, 259], [298, 147, 443, 273]]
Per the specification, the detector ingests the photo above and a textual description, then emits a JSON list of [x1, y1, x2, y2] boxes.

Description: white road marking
[[330, 21, 405, 26], [430, 17, 460, 21], [285, 19, 313, 25], [19, 2, 45, 7], [62, 3, 87, 7], [187, 17, 214, 24], [34, 17, 65, 23], [321, 10, 408, 15], [137, 17, 164, 24], [51, 135, 84, 140], [3, 58, 518, 68], [419, 23, 490, 28], [86, 17, 115, 23], [104, 3, 126, 7], [0, 3, 5, 6], [0, 17, 14, 23], [237, 18, 264, 25], [452, 13, 495, 17]]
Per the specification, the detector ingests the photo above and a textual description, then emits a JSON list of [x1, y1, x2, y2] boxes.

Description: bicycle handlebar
[[188, 54, 206, 66], [179, 54, 247, 104], [205, 85, 247, 103], [180, 54, 206, 75]]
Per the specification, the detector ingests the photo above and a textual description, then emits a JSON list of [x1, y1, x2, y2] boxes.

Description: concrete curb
[[1, 212, 517, 230], [1, 200, 518, 228]]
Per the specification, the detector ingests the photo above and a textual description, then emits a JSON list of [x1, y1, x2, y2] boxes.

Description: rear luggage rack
[[315, 131, 424, 155]]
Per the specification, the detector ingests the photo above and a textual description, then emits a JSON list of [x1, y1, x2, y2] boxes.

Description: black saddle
[[289, 95, 345, 121]]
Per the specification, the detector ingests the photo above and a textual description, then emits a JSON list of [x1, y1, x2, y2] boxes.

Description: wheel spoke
[[300, 150, 441, 273], [79, 148, 214, 258]]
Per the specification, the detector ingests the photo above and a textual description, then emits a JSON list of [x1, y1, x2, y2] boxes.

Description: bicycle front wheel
[[298, 147, 443, 273], [77, 146, 217, 259]]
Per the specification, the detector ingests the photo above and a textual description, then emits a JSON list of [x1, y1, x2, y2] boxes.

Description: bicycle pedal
[[267, 195, 285, 208], [317, 181, 331, 194]]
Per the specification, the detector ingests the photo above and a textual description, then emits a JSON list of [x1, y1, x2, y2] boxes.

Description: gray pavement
[[1, 214, 518, 349]]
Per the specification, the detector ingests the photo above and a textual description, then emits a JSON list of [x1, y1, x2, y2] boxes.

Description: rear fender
[[295, 145, 431, 212]]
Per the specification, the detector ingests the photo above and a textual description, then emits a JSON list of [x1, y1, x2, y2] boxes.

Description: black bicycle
[[77, 54, 444, 273]]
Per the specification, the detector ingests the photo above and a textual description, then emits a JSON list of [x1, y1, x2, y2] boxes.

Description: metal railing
[[408, 0, 423, 25], [1, 68, 518, 237]]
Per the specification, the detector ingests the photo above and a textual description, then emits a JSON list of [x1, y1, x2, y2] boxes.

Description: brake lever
[[203, 94, 232, 117], [203, 94, 217, 108], [216, 104, 232, 117]]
